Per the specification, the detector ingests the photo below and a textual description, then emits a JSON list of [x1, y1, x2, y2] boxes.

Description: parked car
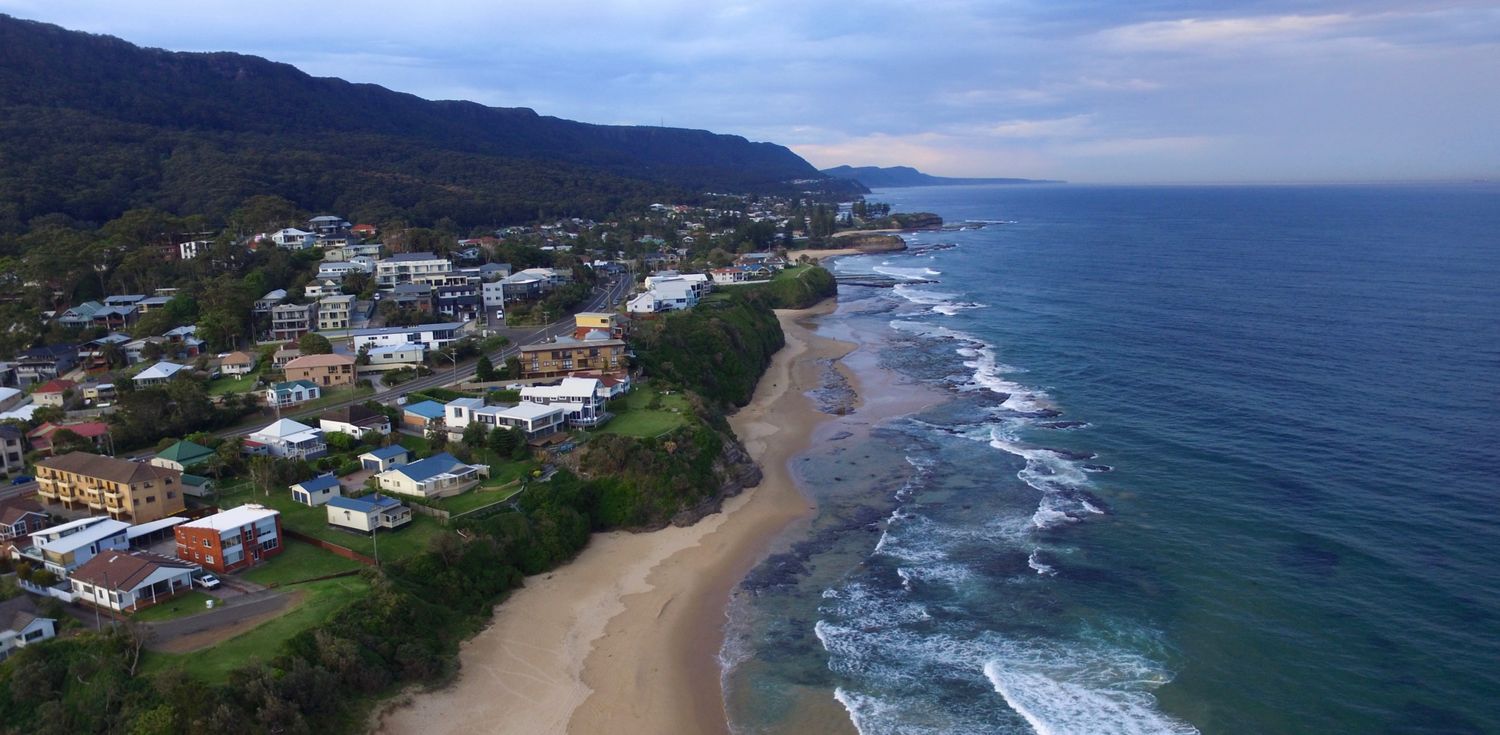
[[194, 573, 221, 590]]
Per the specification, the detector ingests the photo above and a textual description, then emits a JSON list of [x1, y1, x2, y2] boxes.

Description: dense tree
[[474, 355, 495, 382], [298, 333, 332, 355]]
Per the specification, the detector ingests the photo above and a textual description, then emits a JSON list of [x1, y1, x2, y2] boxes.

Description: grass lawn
[[141, 575, 370, 682], [285, 385, 375, 417], [242, 540, 363, 587], [432, 482, 524, 515], [131, 591, 216, 623], [599, 386, 693, 438], [216, 482, 443, 562], [773, 264, 812, 281], [206, 368, 263, 396]]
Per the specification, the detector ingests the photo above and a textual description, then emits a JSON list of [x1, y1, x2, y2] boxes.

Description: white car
[[195, 573, 222, 590]]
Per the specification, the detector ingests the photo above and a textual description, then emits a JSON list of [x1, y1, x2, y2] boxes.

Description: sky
[[3, 0, 1497, 182]]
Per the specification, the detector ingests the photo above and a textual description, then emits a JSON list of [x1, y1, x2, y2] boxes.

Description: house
[[736, 252, 788, 270], [401, 400, 446, 430], [253, 289, 289, 314], [245, 419, 326, 460], [446, 397, 566, 440], [573, 312, 627, 340], [430, 274, 482, 319], [375, 252, 452, 287], [270, 228, 316, 249], [319, 404, 390, 437], [272, 345, 302, 368], [385, 283, 434, 312], [496, 271, 548, 303], [376, 452, 489, 499], [628, 276, 702, 314], [0, 597, 57, 662], [520, 377, 610, 427], [0, 497, 48, 542], [57, 301, 104, 329], [0, 425, 25, 477], [269, 302, 318, 342], [219, 351, 258, 376], [518, 333, 627, 380], [291, 475, 342, 507], [0, 386, 23, 413], [348, 322, 464, 353], [33, 452, 185, 523], [359, 445, 410, 472], [69, 550, 196, 612], [304, 277, 342, 299], [150, 440, 216, 473], [89, 305, 140, 331], [316, 261, 372, 280], [365, 343, 424, 369], [326, 494, 412, 534], [15, 345, 78, 387], [78, 333, 131, 373], [31, 379, 77, 408], [283, 353, 356, 388], [26, 422, 110, 455], [265, 380, 322, 408], [174, 504, 283, 574], [307, 215, 351, 235], [317, 294, 356, 331], [351, 224, 378, 238], [132, 361, 187, 387], [26, 516, 132, 578], [80, 382, 116, 404]]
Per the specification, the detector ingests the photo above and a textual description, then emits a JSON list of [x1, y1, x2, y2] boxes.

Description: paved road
[[208, 273, 633, 441], [141, 588, 290, 645]]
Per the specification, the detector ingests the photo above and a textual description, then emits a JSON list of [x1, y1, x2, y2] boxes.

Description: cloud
[[1098, 14, 1353, 51], [977, 115, 1094, 139]]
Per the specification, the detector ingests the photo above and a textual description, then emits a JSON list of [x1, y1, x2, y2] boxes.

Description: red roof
[[28, 421, 110, 440], [34, 379, 76, 394]]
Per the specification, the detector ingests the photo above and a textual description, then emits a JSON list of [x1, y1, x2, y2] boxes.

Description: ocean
[[721, 183, 1500, 734]]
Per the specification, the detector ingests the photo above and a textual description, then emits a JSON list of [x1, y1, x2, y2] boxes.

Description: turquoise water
[[724, 184, 1500, 734]]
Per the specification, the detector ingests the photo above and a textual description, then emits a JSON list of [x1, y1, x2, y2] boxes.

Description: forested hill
[[821, 165, 1059, 188], [0, 14, 859, 233]]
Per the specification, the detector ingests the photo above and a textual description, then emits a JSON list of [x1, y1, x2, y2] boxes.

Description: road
[[210, 273, 633, 441]]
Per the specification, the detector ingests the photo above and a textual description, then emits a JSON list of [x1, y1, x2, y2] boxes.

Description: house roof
[[368, 343, 422, 355], [253, 419, 317, 439], [446, 397, 486, 411], [350, 322, 462, 338], [495, 401, 564, 422], [361, 445, 409, 461], [521, 377, 601, 401], [0, 497, 44, 527], [28, 422, 111, 441], [520, 335, 626, 353], [35, 451, 177, 484], [69, 550, 194, 589], [220, 351, 255, 366], [0, 595, 47, 633], [322, 404, 386, 427], [382, 252, 446, 263], [293, 474, 341, 493], [156, 440, 215, 465], [403, 400, 446, 419], [270, 380, 319, 393], [34, 379, 76, 394], [182, 504, 278, 532], [387, 452, 470, 483], [327, 494, 404, 513], [36, 518, 131, 554], [134, 362, 186, 381], [284, 353, 355, 370]]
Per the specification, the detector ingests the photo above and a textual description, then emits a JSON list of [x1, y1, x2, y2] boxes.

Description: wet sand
[[376, 300, 855, 735]]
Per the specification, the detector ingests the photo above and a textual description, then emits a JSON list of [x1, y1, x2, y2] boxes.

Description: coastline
[[376, 299, 856, 735]]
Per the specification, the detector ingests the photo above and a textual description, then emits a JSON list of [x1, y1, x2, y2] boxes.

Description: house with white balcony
[[375, 252, 452, 287], [245, 419, 327, 461], [520, 377, 610, 427], [326, 494, 412, 533], [444, 397, 566, 440], [376, 452, 489, 499]]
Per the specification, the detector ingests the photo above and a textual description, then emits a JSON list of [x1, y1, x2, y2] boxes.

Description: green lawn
[[285, 385, 374, 417], [216, 482, 445, 562], [141, 575, 370, 682], [206, 368, 264, 395], [599, 386, 693, 438], [131, 591, 216, 623], [433, 483, 524, 515], [242, 540, 363, 587]]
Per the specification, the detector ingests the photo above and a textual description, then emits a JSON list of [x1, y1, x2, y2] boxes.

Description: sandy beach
[[377, 300, 856, 735]]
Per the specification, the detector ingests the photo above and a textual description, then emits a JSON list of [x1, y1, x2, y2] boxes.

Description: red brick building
[[173, 504, 283, 574]]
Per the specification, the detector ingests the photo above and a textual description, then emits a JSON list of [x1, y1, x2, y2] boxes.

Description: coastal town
[[0, 190, 912, 723]]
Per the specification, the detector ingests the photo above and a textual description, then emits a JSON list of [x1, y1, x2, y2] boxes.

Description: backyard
[[599, 385, 693, 438], [215, 480, 446, 561]]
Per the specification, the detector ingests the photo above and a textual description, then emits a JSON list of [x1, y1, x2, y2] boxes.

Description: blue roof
[[364, 445, 409, 460], [294, 474, 340, 493], [327, 494, 404, 512], [392, 452, 462, 482], [403, 400, 446, 419]]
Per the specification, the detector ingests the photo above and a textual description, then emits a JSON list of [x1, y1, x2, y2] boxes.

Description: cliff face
[[839, 233, 907, 252]]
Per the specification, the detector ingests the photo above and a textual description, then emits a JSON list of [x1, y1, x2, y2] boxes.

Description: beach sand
[[376, 300, 856, 735]]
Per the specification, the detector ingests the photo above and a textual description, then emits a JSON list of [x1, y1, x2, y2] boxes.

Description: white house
[[444, 398, 566, 440], [26, 517, 131, 578], [270, 228, 316, 249], [319, 405, 390, 437], [177, 239, 210, 261], [375, 252, 452, 287], [303, 277, 343, 299], [520, 377, 609, 427], [348, 322, 465, 353], [68, 550, 196, 613], [219, 351, 257, 376], [358, 445, 411, 472], [246, 419, 327, 460], [365, 343, 425, 369], [265, 380, 321, 408], [326, 494, 412, 533], [133, 361, 187, 387], [291, 474, 342, 507], [376, 452, 489, 499], [0, 597, 57, 662]]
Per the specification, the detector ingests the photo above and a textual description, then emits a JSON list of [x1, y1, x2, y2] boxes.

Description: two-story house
[[518, 333, 627, 380], [173, 504, 283, 574], [33, 452, 185, 523], [282, 353, 356, 388]]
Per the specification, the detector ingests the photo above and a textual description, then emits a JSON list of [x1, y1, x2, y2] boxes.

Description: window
[[205, 555, 214, 565], [145, 496, 155, 503], [262, 537, 279, 551], [202, 538, 210, 547]]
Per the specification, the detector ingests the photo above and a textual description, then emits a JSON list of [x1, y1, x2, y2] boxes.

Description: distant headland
[[821, 165, 1063, 188]]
